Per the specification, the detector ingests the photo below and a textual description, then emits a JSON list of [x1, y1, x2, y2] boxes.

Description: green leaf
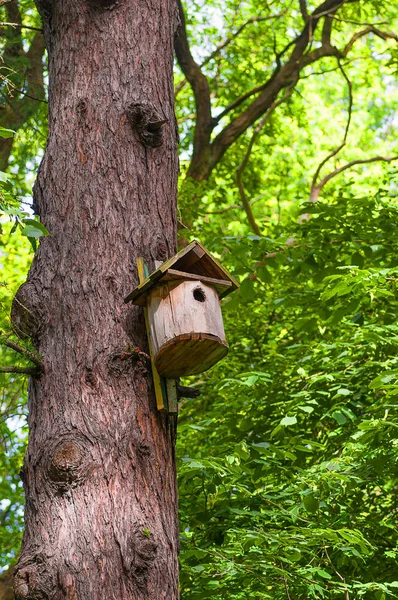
[[21, 219, 49, 239], [332, 410, 347, 425], [302, 494, 319, 513], [336, 388, 352, 396], [0, 127, 15, 139], [299, 405, 314, 414], [280, 416, 297, 426], [316, 569, 332, 580]]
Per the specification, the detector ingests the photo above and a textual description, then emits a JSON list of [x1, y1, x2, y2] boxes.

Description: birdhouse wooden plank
[[124, 240, 238, 305], [125, 241, 238, 379]]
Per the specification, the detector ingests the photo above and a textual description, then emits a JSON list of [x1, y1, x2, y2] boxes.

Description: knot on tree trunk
[[126, 103, 168, 148], [130, 531, 158, 591], [49, 442, 86, 490], [14, 555, 53, 600], [11, 283, 41, 341], [75, 98, 88, 119], [42, 434, 93, 493], [85, 0, 119, 11], [154, 240, 169, 262], [107, 347, 149, 378]]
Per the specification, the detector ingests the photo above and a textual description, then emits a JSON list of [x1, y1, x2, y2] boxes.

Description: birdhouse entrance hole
[[193, 287, 206, 302]]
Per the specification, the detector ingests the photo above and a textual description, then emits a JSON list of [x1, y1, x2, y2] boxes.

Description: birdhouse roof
[[124, 240, 239, 305]]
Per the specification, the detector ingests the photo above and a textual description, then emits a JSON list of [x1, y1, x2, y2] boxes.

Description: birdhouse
[[124, 241, 239, 379]]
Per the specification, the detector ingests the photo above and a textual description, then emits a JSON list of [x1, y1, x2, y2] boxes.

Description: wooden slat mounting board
[[136, 258, 168, 413], [136, 258, 178, 415]]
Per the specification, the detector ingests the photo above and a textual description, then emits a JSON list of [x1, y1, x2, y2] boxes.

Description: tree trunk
[[12, 1, 180, 598]]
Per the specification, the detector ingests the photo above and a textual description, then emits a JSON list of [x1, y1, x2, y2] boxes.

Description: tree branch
[[299, 0, 309, 23], [3, 0, 23, 57], [204, 193, 266, 215], [180, 0, 396, 182], [313, 155, 398, 199], [307, 55, 398, 202], [5, 0, 22, 27], [205, 0, 350, 179], [175, 0, 212, 180], [342, 25, 398, 56], [321, 13, 333, 45]]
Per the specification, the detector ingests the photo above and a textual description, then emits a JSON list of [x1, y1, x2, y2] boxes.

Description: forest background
[[1, 0, 398, 598]]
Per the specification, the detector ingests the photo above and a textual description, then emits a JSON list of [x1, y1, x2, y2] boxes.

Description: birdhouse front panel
[[147, 280, 228, 378]]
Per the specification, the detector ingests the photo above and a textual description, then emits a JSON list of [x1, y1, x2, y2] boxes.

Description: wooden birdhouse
[[125, 241, 239, 380]]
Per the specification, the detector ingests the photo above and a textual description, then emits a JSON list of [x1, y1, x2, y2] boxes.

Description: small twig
[[332, 15, 389, 27], [0, 366, 39, 376], [204, 192, 266, 215], [236, 89, 292, 235], [0, 21, 43, 32], [1, 337, 43, 369], [300, 55, 367, 79], [282, 570, 292, 600], [205, 203, 241, 214], [214, 83, 265, 123], [8, 84, 47, 104], [120, 347, 151, 362], [310, 58, 352, 202], [324, 546, 350, 600]]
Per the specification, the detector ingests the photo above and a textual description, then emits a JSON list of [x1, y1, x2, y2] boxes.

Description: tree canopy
[[1, 0, 398, 598]]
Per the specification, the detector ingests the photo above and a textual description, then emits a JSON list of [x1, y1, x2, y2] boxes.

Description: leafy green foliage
[[0, 208, 48, 253], [178, 179, 398, 599], [1, 162, 49, 250], [0, 224, 32, 569]]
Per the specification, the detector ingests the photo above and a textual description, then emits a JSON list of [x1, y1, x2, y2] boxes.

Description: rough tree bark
[[11, 0, 180, 598]]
